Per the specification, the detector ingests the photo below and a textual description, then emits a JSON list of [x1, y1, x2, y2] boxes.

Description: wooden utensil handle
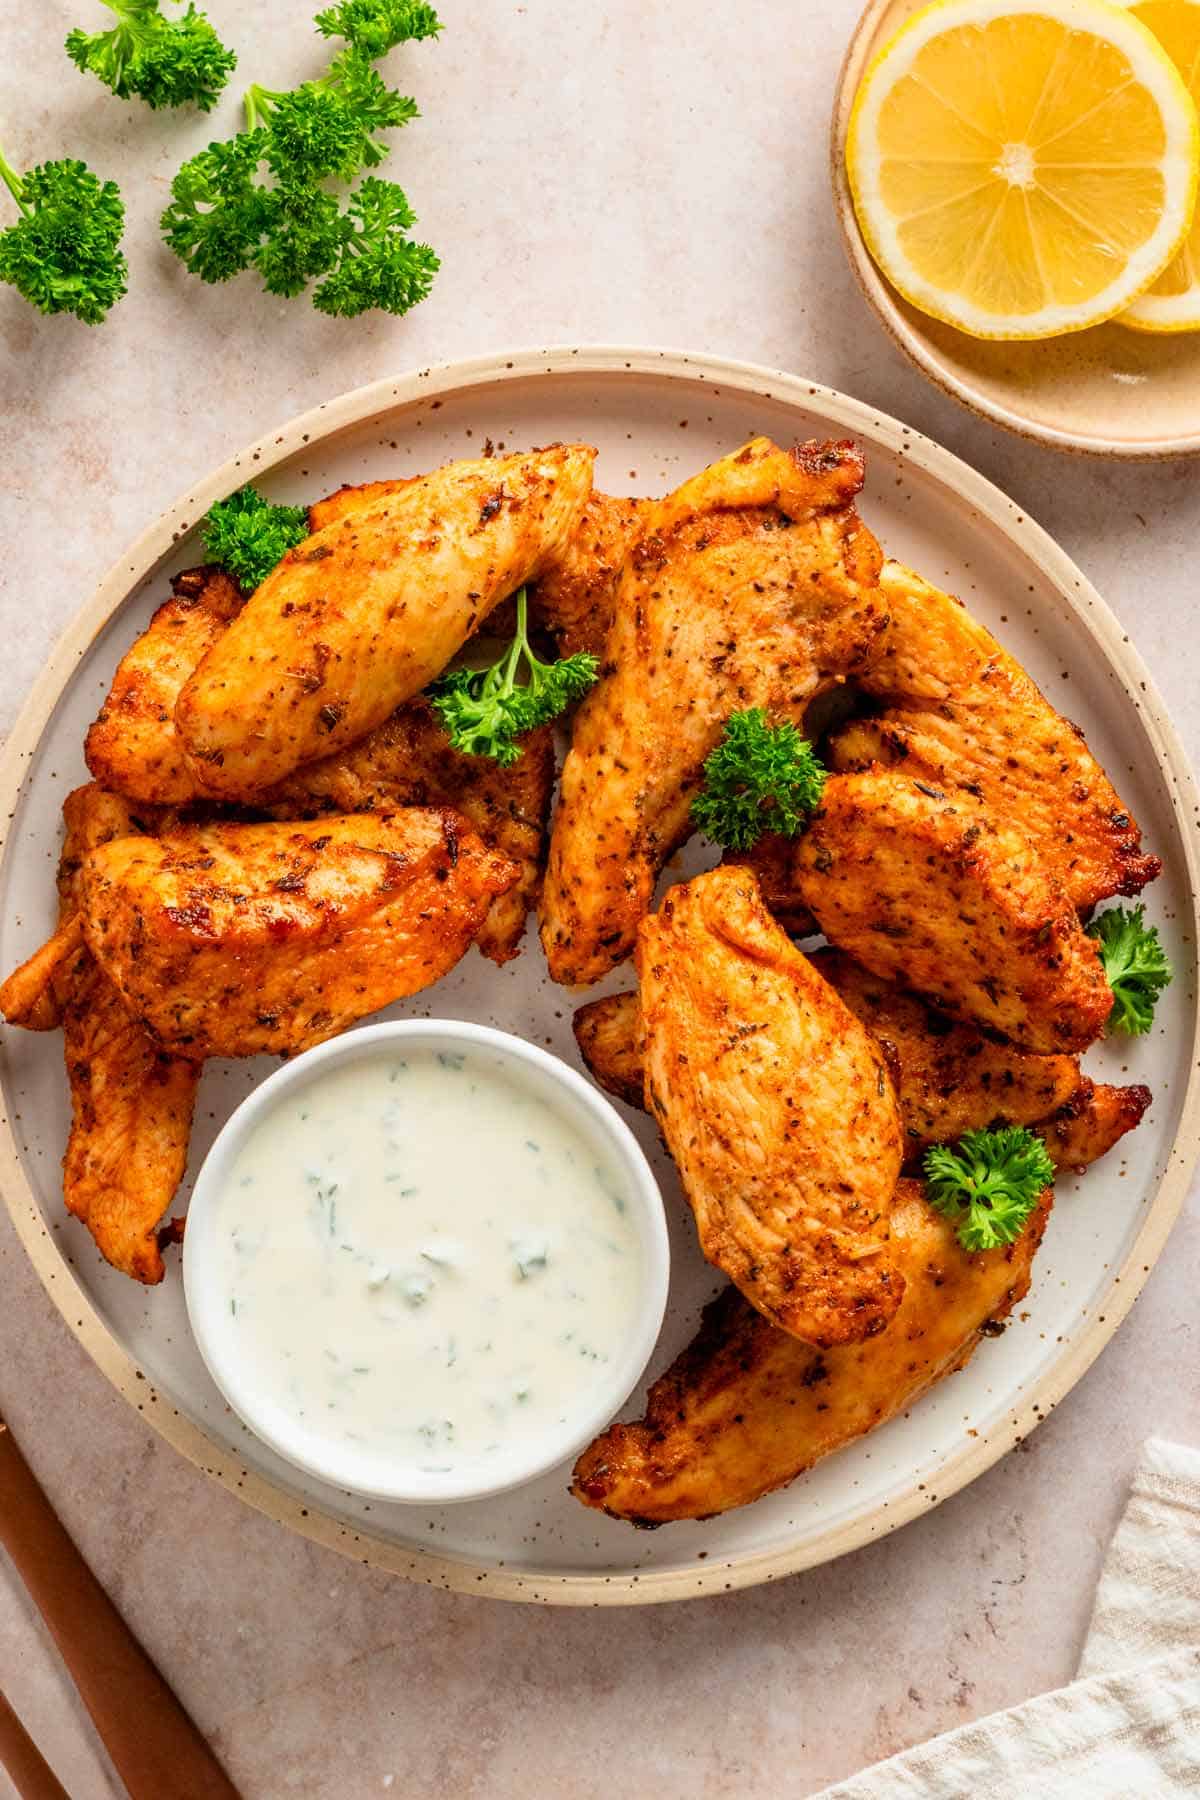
[[0, 1689, 70, 1800], [0, 1421, 240, 1799]]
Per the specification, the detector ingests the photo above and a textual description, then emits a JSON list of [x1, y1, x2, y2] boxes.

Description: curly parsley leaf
[[160, 130, 272, 283], [200, 486, 309, 592], [312, 176, 438, 316], [691, 708, 827, 852], [66, 0, 236, 112], [0, 151, 128, 324], [314, 0, 443, 58], [162, 7, 438, 317], [1086, 903, 1171, 1036], [428, 588, 599, 767], [924, 1126, 1054, 1253]]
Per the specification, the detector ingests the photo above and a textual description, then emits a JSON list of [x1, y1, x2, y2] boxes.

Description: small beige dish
[[831, 0, 1200, 458]]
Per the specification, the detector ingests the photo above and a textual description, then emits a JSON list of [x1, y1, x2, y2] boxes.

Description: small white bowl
[[183, 1020, 669, 1505]]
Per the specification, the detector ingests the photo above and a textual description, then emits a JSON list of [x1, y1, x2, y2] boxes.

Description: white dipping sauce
[[209, 1047, 645, 1480]]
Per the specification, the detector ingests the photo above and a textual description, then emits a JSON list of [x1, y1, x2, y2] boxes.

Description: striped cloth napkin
[[814, 1439, 1200, 1798]]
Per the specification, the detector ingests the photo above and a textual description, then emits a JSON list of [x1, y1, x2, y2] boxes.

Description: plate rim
[[2, 342, 1198, 1606], [829, 0, 1200, 461]]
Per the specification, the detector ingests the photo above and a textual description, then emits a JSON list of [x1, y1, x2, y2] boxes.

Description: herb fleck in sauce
[[212, 1048, 644, 1476]]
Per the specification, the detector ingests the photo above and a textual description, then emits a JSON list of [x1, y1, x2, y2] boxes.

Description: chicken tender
[[258, 697, 554, 964], [757, 769, 1112, 1053], [0, 785, 201, 1283], [832, 562, 1160, 908], [80, 558, 553, 960], [572, 1180, 1050, 1524], [638, 865, 905, 1347], [175, 445, 595, 798], [540, 438, 886, 986], [530, 490, 649, 658], [1039, 1077, 1152, 1173], [810, 948, 1081, 1155], [85, 567, 243, 805], [575, 960, 1147, 1173], [80, 810, 516, 1059], [309, 478, 647, 659]]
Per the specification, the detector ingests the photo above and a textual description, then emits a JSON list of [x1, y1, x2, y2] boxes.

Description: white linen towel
[[813, 1438, 1200, 1797]]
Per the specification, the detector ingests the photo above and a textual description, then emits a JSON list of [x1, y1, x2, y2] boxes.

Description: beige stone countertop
[[2, 3, 1199, 1796]]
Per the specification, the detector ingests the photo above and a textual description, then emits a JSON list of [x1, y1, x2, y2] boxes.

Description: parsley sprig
[[66, 1, 237, 112], [691, 708, 827, 851], [0, 150, 128, 324], [161, 1, 440, 315], [201, 486, 309, 592], [924, 1126, 1054, 1253], [428, 588, 599, 767], [1086, 904, 1171, 1036]]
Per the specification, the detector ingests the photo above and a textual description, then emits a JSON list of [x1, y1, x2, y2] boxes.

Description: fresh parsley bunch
[[428, 588, 600, 767], [0, 150, 127, 323], [201, 486, 310, 592], [1086, 903, 1171, 1035], [161, 0, 441, 316], [924, 1126, 1054, 1253], [66, 0, 237, 112], [691, 709, 827, 851]]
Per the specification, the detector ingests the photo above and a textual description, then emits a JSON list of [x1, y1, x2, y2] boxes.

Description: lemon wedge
[[1113, 0, 1200, 329], [846, 0, 1200, 339]]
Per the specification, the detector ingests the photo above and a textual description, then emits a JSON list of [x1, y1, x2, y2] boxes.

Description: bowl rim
[[182, 1017, 671, 1506], [828, 0, 1200, 460]]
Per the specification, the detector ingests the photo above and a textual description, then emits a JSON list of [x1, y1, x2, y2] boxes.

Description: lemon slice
[[1113, 0, 1200, 329], [846, 0, 1200, 339]]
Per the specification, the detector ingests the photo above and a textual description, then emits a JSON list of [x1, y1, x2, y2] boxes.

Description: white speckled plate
[[1, 348, 1197, 1605]]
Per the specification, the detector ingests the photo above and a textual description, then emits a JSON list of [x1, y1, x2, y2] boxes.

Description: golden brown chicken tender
[[574, 961, 1148, 1174], [84, 567, 243, 806], [832, 562, 1161, 908], [1039, 1077, 1152, 1173], [257, 697, 554, 965], [540, 438, 887, 987], [810, 948, 1081, 1155], [530, 489, 649, 658], [80, 810, 517, 1059], [309, 478, 647, 659], [572, 1180, 1050, 1524], [759, 769, 1112, 1053], [0, 785, 202, 1284], [638, 865, 905, 1347], [80, 565, 552, 958], [175, 446, 595, 799]]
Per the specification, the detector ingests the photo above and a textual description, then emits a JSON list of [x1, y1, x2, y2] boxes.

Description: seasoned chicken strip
[[307, 478, 416, 530], [541, 438, 886, 986], [575, 965, 1147, 1173], [638, 866, 905, 1346], [175, 445, 595, 798], [0, 915, 83, 1030], [809, 948, 1081, 1156], [80, 567, 550, 958], [753, 770, 1112, 1053], [1039, 1077, 1152, 1173], [80, 810, 516, 1059], [572, 1180, 1050, 1524], [0, 785, 201, 1283], [573, 989, 645, 1109], [530, 490, 649, 658], [309, 479, 647, 659], [832, 562, 1160, 907], [85, 567, 243, 805], [258, 698, 554, 965]]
